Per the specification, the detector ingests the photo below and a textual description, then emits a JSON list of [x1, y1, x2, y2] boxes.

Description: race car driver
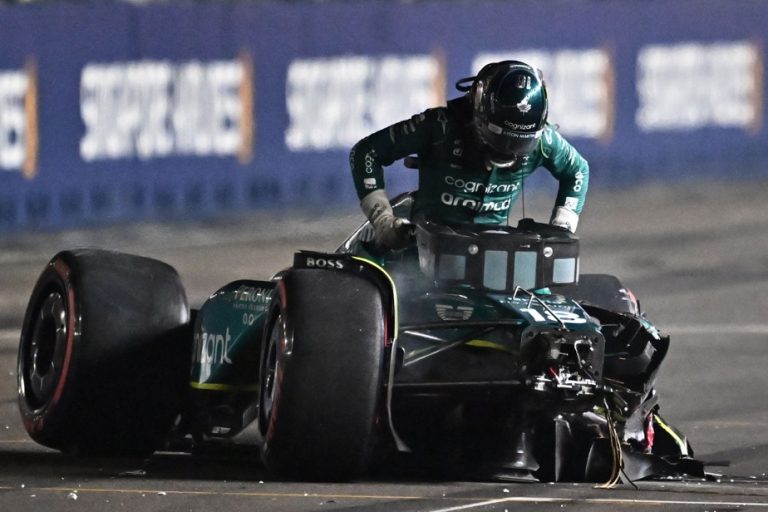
[[350, 60, 589, 251]]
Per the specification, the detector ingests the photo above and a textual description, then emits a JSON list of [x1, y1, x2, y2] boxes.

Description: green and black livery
[[16, 194, 700, 483]]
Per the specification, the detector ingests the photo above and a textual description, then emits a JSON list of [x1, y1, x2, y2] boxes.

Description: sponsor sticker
[[305, 256, 344, 269], [516, 100, 532, 113], [444, 175, 518, 194], [294, 252, 346, 270], [488, 122, 503, 135], [435, 304, 474, 321], [440, 192, 512, 213], [193, 328, 233, 365]]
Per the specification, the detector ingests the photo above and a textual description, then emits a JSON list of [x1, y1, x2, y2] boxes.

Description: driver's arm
[[540, 126, 589, 232], [349, 109, 437, 199], [349, 109, 440, 249]]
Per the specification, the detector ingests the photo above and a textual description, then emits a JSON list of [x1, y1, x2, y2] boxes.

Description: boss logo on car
[[294, 252, 348, 270], [305, 257, 344, 269]]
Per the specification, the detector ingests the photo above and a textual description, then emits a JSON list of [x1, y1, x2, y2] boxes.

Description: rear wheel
[[17, 249, 191, 457], [258, 269, 386, 480]]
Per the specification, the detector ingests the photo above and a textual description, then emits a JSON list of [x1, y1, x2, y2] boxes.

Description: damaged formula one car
[[17, 193, 703, 483]]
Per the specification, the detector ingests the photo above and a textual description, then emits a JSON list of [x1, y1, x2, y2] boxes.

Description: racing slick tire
[[17, 249, 191, 457], [259, 268, 385, 480]]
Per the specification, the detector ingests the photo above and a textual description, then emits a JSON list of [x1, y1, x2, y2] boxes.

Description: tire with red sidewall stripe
[[258, 268, 385, 480], [17, 249, 191, 456]]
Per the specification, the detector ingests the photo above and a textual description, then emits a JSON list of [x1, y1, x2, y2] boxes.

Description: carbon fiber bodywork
[[181, 192, 700, 481]]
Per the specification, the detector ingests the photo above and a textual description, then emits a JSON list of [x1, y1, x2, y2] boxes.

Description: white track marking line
[[429, 497, 556, 512], [590, 498, 768, 507], [429, 496, 768, 512], [0, 328, 18, 339], [2, 484, 767, 508], [664, 324, 768, 335]]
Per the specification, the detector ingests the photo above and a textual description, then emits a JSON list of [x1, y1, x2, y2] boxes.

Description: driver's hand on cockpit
[[361, 189, 413, 250], [550, 206, 579, 233]]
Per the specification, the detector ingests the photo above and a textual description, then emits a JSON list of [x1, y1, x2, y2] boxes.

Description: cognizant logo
[[193, 328, 233, 365], [441, 193, 511, 212], [444, 176, 518, 194]]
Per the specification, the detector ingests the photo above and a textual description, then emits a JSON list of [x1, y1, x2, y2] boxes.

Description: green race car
[[16, 192, 702, 483]]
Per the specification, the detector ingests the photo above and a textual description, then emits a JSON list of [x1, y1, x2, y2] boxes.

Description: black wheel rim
[[261, 314, 283, 426], [21, 291, 68, 411]]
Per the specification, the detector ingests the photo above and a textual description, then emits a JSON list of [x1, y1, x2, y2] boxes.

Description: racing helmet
[[458, 61, 548, 168]]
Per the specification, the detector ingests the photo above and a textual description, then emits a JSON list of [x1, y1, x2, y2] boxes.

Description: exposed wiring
[[595, 398, 623, 489], [593, 397, 639, 490]]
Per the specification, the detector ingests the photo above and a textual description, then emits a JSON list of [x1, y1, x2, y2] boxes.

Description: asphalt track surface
[[1, 180, 768, 511]]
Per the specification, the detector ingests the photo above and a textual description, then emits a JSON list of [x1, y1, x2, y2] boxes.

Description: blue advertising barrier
[[0, 0, 766, 232]]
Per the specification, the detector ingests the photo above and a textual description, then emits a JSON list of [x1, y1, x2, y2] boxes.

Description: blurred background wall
[[0, 0, 766, 232]]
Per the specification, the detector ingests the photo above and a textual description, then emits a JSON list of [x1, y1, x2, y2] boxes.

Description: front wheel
[[259, 269, 386, 480]]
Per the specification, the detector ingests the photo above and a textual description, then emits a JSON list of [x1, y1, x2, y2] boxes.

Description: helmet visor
[[475, 120, 542, 164]]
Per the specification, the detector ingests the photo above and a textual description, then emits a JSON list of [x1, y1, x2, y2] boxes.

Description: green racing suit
[[350, 96, 589, 226]]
